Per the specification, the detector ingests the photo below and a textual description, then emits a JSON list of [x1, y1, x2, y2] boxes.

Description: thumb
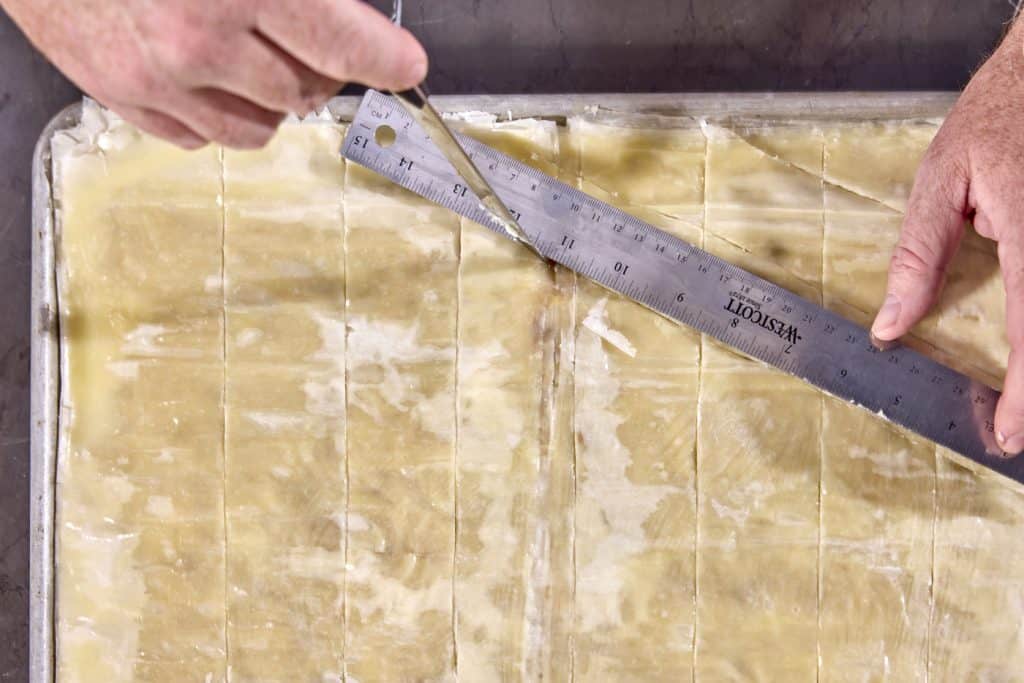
[[332, 0, 428, 90], [258, 0, 428, 92], [871, 148, 968, 343], [993, 240, 1024, 454]]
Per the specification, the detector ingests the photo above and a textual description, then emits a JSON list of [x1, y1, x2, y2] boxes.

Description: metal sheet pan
[[30, 101, 81, 683], [28, 91, 958, 682]]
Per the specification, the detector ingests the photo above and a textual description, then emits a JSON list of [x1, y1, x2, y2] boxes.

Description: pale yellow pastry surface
[[54, 102, 1024, 682]]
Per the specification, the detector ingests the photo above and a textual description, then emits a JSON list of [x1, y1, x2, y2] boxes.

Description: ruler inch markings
[[340, 90, 1022, 485]]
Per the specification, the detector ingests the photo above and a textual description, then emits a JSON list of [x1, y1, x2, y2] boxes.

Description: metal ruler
[[341, 90, 1021, 485]]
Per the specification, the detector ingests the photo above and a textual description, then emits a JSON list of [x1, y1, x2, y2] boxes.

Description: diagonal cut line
[[726, 125, 908, 216]]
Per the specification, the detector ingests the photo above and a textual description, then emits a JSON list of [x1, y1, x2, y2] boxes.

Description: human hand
[[3, 0, 427, 148], [871, 17, 1024, 452]]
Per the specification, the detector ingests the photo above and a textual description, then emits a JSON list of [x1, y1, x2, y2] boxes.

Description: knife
[[390, 86, 537, 251], [385, 0, 535, 251]]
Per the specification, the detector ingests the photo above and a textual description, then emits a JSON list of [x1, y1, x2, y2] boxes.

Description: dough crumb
[[582, 298, 637, 358]]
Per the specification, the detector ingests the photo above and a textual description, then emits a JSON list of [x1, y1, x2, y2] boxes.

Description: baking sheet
[[28, 91, 958, 683]]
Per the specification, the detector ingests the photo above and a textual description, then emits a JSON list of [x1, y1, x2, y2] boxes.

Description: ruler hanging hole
[[375, 124, 397, 148]]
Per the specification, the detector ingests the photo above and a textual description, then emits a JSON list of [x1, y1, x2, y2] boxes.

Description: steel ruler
[[341, 90, 1021, 484]]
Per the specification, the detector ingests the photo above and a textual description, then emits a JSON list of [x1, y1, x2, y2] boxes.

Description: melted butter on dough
[[54, 100, 1024, 682]]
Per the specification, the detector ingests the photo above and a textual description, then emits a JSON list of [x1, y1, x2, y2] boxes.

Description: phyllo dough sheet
[[54, 101, 1024, 682]]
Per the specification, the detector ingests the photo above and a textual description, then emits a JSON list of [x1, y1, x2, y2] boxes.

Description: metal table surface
[[0, 0, 1017, 679]]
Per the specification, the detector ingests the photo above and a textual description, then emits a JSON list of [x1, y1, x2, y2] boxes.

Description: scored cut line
[[340, 91, 1019, 486]]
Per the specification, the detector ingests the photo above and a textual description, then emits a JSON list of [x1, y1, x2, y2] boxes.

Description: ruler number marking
[[341, 91, 1010, 480]]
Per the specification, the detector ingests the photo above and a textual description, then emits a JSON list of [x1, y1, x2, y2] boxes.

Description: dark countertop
[[0, 1, 1016, 679]]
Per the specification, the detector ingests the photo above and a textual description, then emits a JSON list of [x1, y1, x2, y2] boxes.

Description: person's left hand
[[871, 18, 1024, 452]]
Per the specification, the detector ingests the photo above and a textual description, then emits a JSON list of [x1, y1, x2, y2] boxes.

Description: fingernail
[[869, 332, 900, 351], [998, 430, 1024, 455], [871, 294, 902, 339]]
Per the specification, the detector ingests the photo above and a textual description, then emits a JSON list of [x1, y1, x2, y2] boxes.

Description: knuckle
[[151, 9, 221, 77], [160, 33, 217, 76], [889, 238, 941, 281], [913, 151, 967, 209]]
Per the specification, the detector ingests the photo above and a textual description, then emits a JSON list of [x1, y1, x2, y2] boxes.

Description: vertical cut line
[[341, 163, 352, 683], [568, 126, 582, 683], [816, 398, 825, 683], [816, 138, 826, 683], [692, 125, 709, 683], [452, 216, 463, 680], [567, 270, 578, 683], [528, 270, 552, 679], [693, 333, 704, 682], [338, 148, 349, 680], [219, 145, 231, 680], [926, 445, 939, 682], [523, 260, 560, 681]]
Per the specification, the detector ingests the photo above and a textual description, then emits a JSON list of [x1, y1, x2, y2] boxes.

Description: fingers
[[173, 30, 342, 114], [242, 33, 342, 112], [159, 87, 284, 149], [996, 351, 1024, 455], [995, 240, 1024, 453], [256, 0, 428, 91], [113, 104, 207, 149], [871, 143, 969, 343]]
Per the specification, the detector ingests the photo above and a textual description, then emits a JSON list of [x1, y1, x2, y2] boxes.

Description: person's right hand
[[3, 0, 427, 149], [871, 16, 1024, 452]]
